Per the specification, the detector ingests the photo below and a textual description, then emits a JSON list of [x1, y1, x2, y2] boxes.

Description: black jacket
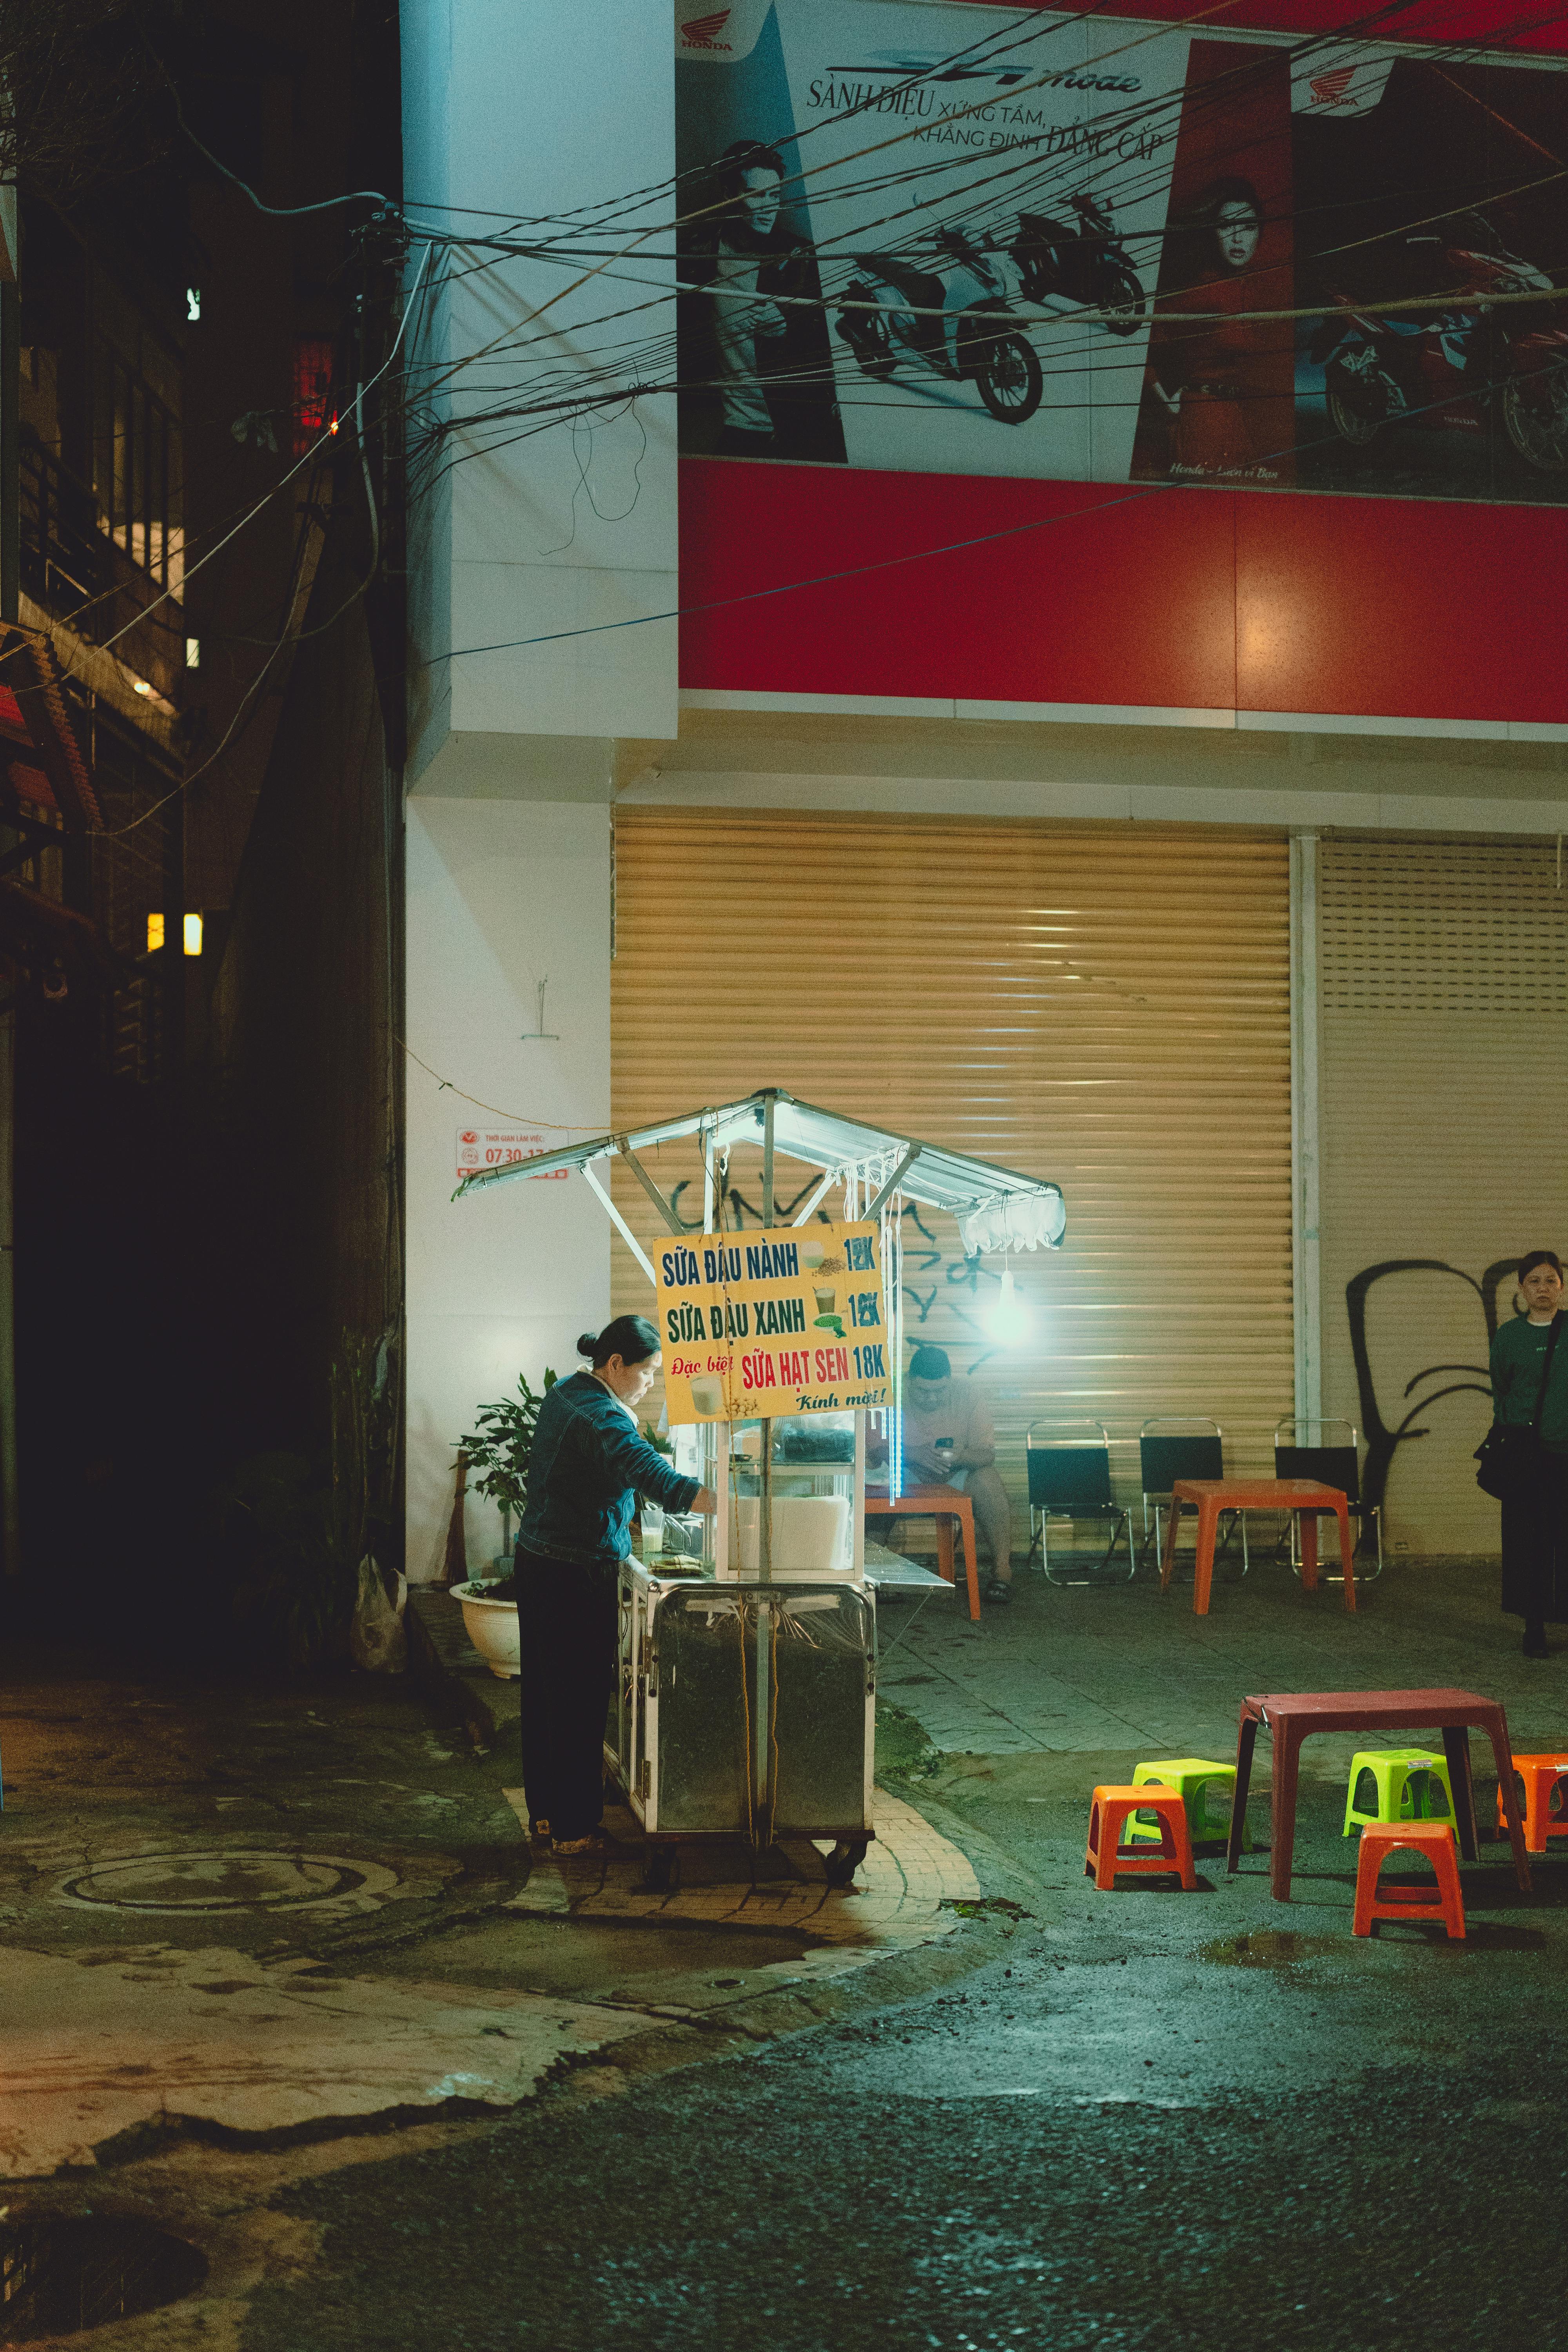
[[518, 1370, 699, 1568]]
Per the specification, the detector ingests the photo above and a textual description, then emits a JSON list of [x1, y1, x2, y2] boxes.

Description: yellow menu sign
[[657, 1220, 889, 1423]]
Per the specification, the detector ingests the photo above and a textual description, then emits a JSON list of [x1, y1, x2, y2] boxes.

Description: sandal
[[983, 1577, 1013, 1605], [550, 1830, 627, 1858]]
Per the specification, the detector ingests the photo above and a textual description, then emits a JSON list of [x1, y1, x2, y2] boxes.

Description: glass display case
[[719, 1411, 863, 1581], [641, 1411, 868, 1584]]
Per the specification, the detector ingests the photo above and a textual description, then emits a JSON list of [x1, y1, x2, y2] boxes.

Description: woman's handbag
[[1475, 1313, 1566, 1501]]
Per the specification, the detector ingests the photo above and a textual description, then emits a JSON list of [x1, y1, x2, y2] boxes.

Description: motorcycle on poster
[[832, 201, 1146, 427], [834, 226, 1045, 427], [1310, 216, 1568, 475]]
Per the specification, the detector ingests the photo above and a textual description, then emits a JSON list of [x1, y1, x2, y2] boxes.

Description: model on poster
[[681, 136, 845, 459], [1140, 176, 1293, 482]]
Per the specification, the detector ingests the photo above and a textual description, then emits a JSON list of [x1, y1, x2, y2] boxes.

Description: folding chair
[[1274, 1417, 1383, 1581], [1138, 1417, 1249, 1576], [1026, 1421, 1134, 1584]]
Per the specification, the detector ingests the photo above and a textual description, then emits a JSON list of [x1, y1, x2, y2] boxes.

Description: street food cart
[[458, 1089, 1063, 1887]]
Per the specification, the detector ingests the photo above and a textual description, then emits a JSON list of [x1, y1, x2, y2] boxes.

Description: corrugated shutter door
[[1319, 835, 1568, 1555], [612, 808, 1293, 1529]]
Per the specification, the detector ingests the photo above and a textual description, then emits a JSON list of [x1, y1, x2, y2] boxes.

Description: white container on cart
[[729, 1492, 852, 1578], [713, 1412, 864, 1586]]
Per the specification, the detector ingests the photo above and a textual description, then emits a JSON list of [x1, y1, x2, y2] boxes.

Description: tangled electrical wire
[[15, 0, 1568, 769], [386, 0, 1568, 535]]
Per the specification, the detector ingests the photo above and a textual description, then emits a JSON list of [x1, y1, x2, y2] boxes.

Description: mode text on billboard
[[658, 1219, 890, 1421], [676, 4, 1568, 506]]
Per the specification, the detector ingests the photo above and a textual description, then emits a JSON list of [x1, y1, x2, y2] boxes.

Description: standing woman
[[1490, 1250, 1568, 1658], [516, 1318, 717, 1853], [1139, 177, 1293, 485]]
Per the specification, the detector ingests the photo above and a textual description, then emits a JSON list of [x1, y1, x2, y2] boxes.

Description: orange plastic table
[[864, 1486, 980, 1621], [1228, 1688, 1532, 1902], [1160, 1477, 1355, 1615]]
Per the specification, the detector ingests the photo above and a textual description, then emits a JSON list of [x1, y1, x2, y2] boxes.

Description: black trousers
[[516, 1548, 618, 1839], [1501, 1458, 1568, 1626]]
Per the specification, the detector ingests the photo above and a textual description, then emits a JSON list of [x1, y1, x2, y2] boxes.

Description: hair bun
[[576, 1331, 599, 1358]]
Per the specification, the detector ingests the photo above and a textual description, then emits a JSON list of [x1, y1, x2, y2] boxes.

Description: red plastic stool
[[1352, 1821, 1465, 1940], [1495, 1754, 1568, 1855], [1085, 1785, 1196, 1891]]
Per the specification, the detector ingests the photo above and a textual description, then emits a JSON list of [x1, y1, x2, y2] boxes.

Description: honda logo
[[681, 9, 732, 47], [1308, 65, 1358, 106]]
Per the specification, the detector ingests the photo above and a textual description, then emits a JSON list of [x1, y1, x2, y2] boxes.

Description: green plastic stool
[[1127, 1757, 1251, 1852], [1342, 1747, 1455, 1837]]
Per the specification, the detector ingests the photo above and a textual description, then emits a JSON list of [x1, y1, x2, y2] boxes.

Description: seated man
[[867, 1345, 1014, 1605]]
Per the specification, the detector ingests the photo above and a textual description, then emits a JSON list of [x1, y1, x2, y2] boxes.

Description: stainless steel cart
[[610, 1551, 954, 1889], [611, 1562, 876, 1889]]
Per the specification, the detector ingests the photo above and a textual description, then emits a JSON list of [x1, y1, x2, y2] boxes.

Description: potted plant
[[450, 1369, 556, 1678]]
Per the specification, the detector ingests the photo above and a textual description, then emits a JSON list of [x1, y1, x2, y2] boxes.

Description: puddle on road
[[1204, 1922, 1546, 1965], [361, 1915, 823, 2000], [0, 2214, 206, 2338], [1201, 1931, 1342, 1967]]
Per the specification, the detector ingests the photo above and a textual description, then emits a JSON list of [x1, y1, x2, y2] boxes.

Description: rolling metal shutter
[[611, 806, 1293, 1530], [1319, 834, 1568, 1556]]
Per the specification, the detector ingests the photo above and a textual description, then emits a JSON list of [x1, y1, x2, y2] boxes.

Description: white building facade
[[401, 0, 1568, 1574]]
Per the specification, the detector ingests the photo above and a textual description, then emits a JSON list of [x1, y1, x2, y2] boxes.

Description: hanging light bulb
[[986, 1265, 1032, 1349]]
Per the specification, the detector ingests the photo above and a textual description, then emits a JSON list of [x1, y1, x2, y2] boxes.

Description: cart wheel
[[641, 1845, 680, 1894], [824, 1838, 869, 1888]]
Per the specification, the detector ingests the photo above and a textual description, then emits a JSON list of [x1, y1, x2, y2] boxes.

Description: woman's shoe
[[551, 1830, 627, 1858], [983, 1577, 1013, 1605]]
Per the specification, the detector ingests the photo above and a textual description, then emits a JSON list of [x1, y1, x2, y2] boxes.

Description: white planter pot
[[451, 1581, 521, 1680]]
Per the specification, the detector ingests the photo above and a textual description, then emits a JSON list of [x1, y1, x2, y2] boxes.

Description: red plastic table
[[1160, 1477, 1355, 1615], [1227, 1688, 1533, 1901], [862, 1486, 979, 1621]]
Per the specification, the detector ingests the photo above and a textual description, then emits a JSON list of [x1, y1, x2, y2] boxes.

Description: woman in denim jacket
[[517, 1316, 716, 1853]]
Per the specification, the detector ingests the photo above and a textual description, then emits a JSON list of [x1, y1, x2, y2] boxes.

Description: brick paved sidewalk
[[504, 1789, 980, 1965], [878, 1548, 1552, 1769]]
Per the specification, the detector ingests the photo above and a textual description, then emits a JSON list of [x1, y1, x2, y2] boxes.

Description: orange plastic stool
[[1085, 1785, 1196, 1891], [1352, 1821, 1465, 1940], [1495, 1754, 1568, 1855]]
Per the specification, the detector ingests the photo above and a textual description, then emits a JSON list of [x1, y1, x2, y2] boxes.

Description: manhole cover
[[52, 1849, 399, 1914], [0, 2214, 205, 2339]]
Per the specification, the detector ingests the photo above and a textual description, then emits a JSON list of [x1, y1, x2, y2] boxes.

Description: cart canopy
[[455, 1088, 1064, 1254]]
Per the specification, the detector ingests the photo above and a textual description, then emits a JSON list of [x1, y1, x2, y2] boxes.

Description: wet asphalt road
[[11, 1628, 1568, 2348], [241, 1748, 1568, 2352], [241, 1939, 1568, 2352]]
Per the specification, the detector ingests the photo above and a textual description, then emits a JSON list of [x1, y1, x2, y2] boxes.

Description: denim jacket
[[518, 1370, 700, 1568]]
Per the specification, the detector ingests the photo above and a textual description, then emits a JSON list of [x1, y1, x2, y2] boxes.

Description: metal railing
[[18, 434, 184, 704]]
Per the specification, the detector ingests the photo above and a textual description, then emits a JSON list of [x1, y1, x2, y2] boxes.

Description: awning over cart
[[454, 1087, 1065, 1255]]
